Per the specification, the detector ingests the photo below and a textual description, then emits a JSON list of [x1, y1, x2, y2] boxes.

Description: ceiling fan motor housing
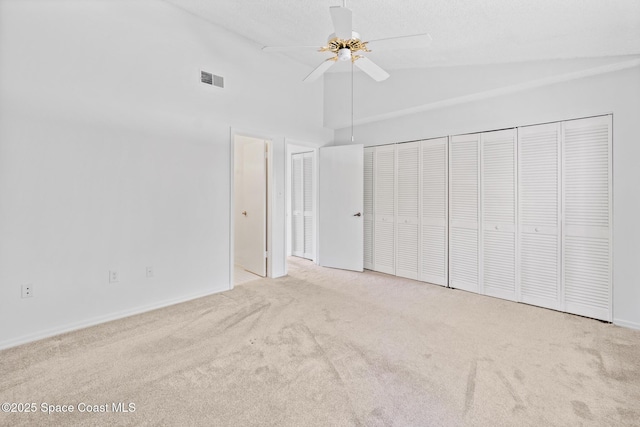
[[338, 47, 352, 61], [322, 31, 370, 62]]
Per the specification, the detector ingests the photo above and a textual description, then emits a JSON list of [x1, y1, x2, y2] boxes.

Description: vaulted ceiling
[[165, 0, 640, 74]]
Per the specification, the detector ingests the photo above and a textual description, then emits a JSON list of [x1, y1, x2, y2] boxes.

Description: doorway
[[285, 141, 365, 273], [286, 142, 319, 269], [233, 134, 269, 284], [290, 151, 315, 261]]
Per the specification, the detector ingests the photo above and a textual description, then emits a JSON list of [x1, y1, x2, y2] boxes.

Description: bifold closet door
[[562, 115, 612, 321], [291, 154, 304, 257], [291, 152, 314, 261], [374, 145, 395, 274], [518, 122, 561, 310], [302, 153, 314, 260], [395, 142, 419, 280], [449, 134, 480, 292], [481, 129, 517, 300], [420, 138, 448, 286], [363, 148, 375, 270]]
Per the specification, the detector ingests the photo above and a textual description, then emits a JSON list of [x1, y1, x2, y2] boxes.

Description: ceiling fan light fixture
[[263, 5, 428, 83], [338, 47, 352, 61]]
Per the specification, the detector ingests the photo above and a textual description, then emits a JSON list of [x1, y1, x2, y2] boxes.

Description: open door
[[239, 139, 267, 277], [319, 144, 364, 272]]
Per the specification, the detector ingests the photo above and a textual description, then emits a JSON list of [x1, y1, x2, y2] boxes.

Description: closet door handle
[[242, 211, 247, 216], [353, 212, 362, 217]]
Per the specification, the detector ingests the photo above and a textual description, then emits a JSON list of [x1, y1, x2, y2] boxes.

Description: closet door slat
[[420, 137, 448, 286], [396, 142, 420, 280], [364, 148, 375, 270], [562, 115, 612, 321], [482, 129, 517, 300], [449, 134, 480, 292], [374, 145, 395, 275], [518, 122, 561, 310]]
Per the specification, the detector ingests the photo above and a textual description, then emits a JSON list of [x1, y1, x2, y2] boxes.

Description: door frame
[[230, 128, 273, 288]]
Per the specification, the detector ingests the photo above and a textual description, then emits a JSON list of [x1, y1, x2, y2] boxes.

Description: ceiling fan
[[262, 1, 432, 83]]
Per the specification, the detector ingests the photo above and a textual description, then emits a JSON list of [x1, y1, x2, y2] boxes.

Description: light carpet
[[234, 264, 262, 285], [1, 257, 639, 426]]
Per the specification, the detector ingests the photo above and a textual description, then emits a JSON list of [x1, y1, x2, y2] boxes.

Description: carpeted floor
[[1, 257, 639, 426], [234, 264, 262, 285]]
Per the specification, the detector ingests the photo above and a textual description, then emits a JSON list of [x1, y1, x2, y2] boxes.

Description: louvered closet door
[[449, 134, 480, 292], [395, 142, 419, 280], [374, 145, 395, 275], [364, 148, 375, 270], [518, 122, 561, 310], [291, 154, 304, 257], [420, 137, 448, 286], [302, 153, 314, 260], [482, 129, 517, 300], [562, 115, 612, 321]]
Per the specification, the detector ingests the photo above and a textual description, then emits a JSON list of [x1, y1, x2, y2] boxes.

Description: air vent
[[201, 71, 224, 88], [201, 71, 213, 85]]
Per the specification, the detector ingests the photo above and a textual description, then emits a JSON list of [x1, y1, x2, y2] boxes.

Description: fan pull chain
[[351, 59, 354, 142]]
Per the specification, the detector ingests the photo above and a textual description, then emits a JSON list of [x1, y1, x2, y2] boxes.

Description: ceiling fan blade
[[366, 33, 432, 51], [330, 6, 352, 39], [354, 57, 390, 82], [303, 59, 336, 83], [262, 45, 324, 52]]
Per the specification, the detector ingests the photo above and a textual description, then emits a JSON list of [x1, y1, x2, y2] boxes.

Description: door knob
[[242, 211, 247, 216], [353, 212, 361, 217]]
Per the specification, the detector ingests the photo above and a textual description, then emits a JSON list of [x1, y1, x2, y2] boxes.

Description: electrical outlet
[[146, 266, 154, 278], [109, 270, 120, 283], [21, 284, 33, 298]]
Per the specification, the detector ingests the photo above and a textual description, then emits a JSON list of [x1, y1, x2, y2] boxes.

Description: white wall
[[326, 56, 639, 133], [0, 0, 331, 349], [329, 59, 640, 329]]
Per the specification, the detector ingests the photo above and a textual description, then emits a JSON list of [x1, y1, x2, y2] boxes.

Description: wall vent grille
[[201, 71, 213, 85], [201, 71, 224, 88]]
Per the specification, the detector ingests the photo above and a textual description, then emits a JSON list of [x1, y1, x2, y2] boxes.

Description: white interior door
[[302, 153, 315, 260], [291, 153, 304, 258], [395, 142, 420, 280], [518, 122, 561, 310], [420, 137, 448, 286], [319, 144, 364, 272], [481, 129, 517, 300], [241, 140, 267, 277], [449, 133, 480, 293], [562, 115, 612, 321], [374, 145, 395, 275], [363, 147, 375, 270]]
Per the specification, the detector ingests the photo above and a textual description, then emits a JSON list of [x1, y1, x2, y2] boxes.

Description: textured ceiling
[[165, 0, 640, 73]]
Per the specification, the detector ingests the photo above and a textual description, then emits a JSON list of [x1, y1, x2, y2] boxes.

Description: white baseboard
[[0, 287, 227, 351], [613, 318, 640, 330]]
